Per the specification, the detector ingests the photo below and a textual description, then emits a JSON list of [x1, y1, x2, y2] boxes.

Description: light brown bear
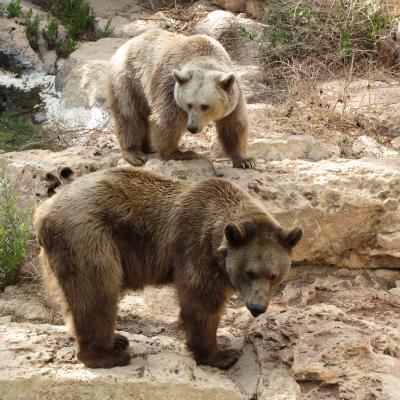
[[33, 168, 302, 369], [108, 29, 255, 169]]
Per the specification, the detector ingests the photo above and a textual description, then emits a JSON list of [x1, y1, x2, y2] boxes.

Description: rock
[[212, 133, 340, 161], [0, 322, 246, 400], [41, 50, 58, 75], [142, 157, 400, 269], [391, 136, 400, 149], [0, 17, 43, 73], [351, 136, 398, 158], [195, 10, 266, 41], [389, 287, 400, 297], [213, 0, 246, 13], [4, 146, 120, 202], [112, 18, 168, 38], [55, 38, 127, 108]]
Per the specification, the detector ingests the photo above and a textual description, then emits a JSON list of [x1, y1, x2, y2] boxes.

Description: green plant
[[42, 17, 59, 49], [95, 16, 114, 39], [252, 0, 396, 78], [6, 0, 22, 18], [0, 5, 5, 16], [56, 36, 77, 56], [239, 26, 257, 41], [24, 9, 41, 50], [54, 0, 95, 39], [0, 157, 33, 289]]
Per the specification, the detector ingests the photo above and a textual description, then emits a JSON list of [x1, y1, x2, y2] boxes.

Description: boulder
[[0, 17, 43, 73], [55, 38, 127, 108]]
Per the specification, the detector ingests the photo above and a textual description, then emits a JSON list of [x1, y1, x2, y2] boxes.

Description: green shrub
[[54, 0, 95, 39], [6, 0, 22, 18], [0, 157, 32, 290], [56, 36, 77, 56], [42, 17, 59, 49], [0, 5, 5, 17], [24, 9, 41, 51]]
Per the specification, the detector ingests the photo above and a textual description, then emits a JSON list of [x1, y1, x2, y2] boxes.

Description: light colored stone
[[4, 146, 120, 202], [213, 133, 340, 161], [389, 287, 400, 297], [195, 10, 266, 40], [112, 18, 168, 38], [0, 17, 43, 73], [55, 38, 127, 108], [0, 323, 246, 400]]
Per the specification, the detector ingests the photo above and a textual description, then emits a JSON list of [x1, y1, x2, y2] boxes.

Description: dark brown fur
[[34, 168, 301, 369]]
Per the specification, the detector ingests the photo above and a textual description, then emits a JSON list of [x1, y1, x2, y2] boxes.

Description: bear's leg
[[109, 80, 151, 166], [73, 291, 131, 368], [216, 94, 256, 169], [47, 249, 130, 368], [151, 111, 200, 161], [179, 295, 241, 369]]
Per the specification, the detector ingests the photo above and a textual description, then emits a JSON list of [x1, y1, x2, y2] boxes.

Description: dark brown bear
[[33, 168, 302, 369]]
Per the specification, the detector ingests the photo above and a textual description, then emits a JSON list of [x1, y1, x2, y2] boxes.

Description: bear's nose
[[248, 304, 267, 317], [187, 124, 199, 134]]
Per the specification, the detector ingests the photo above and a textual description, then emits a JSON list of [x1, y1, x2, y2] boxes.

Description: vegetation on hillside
[[0, 157, 33, 290]]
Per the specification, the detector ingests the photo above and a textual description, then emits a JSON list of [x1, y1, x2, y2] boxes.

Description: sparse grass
[[54, 0, 95, 39], [24, 9, 41, 51], [6, 0, 22, 18], [95, 17, 114, 39], [42, 17, 59, 49], [55, 36, 77, 56], [239, 0, 399, 80], [0, 157, 33, 290]]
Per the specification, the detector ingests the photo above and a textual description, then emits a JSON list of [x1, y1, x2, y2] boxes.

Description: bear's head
[[218, 220, 303, 317], [172, 67, 239, 134]]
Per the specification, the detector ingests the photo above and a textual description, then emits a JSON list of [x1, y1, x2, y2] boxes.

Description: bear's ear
[[219, 73, 235, 91], [281, 227, 303, 249], [224, 222, 247, 247], [172, 69, 190, 85]]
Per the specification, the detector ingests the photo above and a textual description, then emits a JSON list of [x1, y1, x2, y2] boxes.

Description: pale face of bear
[[218, 222, 303, 317], [172, 68, 239, 134]]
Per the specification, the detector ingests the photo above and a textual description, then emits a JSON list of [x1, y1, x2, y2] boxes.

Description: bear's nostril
[[187, 125, 198, 134], [248, 304, 267, 317]]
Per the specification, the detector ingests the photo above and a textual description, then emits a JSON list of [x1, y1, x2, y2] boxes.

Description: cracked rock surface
[[1, 266, 400, 399]]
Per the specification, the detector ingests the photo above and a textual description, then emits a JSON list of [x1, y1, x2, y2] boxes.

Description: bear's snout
[[247, 304, 267, 317], [187, 124, 199, 134]]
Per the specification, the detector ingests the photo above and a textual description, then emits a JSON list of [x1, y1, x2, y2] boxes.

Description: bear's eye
[[187, 103, 193, 109], [247, 271, 258, 280], [201, 104, 209, 111]]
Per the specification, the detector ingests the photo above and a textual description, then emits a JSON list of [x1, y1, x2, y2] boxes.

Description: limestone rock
[[4, 146, 120, 202], [55, 38, 127, 108], [0, 17, 43, 73], [212, 133, 340, 161]]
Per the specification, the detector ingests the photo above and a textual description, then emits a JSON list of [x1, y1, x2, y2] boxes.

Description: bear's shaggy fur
[[108, 29, 255, 169], [34, 168, 302, 369]]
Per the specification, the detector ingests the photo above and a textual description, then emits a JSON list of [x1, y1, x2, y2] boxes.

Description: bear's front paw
[[233, 157, 256, 169], [198, 347, 242, 370], [123, 150, 147, 166]]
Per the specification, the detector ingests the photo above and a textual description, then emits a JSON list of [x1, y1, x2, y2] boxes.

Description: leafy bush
[[0, 5, 5, 17], [0, 157, 32, 289], [53, 0, 95, 39], [56, 36, 77, 56], [6, 0, 22, 18], [42, 17, 59, 49], [24, 9, 41, 51]]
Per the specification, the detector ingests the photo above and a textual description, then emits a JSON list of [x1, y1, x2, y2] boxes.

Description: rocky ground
[[1, 0, 400, 399]]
